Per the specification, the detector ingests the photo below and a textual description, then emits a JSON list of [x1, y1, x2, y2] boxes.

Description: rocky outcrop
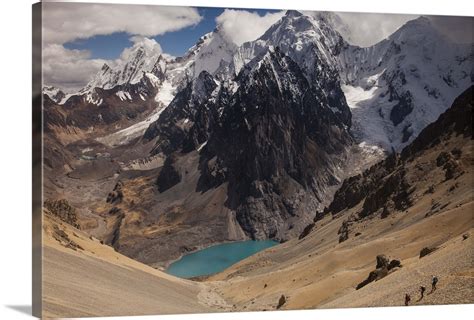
[[388, 259, 401, 270], [419, 246, 438, 258], [325, 153, 400, 216], [44, 199, 80, 229], [376, 254, 390, 269], [338, 220, 350, 243], [356, 255, 402, 290], [359, 168, 413, 219], [106, 181, 124, 204]]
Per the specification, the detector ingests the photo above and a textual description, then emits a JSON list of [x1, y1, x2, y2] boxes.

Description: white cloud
[[43, 37, 166, 92], [42, 2, 202, 45], [119, 36, 162, 61], [42, 3, 201, 92], [310, 12, 472, 47], [333, 12, 415, 47], [215, 9, 285, 46], [42, 44, 107, 91]]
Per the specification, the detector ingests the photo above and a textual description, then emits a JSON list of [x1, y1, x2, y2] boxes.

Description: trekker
[[431, 276, 438, 292], [405, 293, 411, 306], [420, 286, 426, 299]]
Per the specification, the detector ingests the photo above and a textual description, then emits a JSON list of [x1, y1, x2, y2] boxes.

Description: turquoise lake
[[166, 240, 279, 278]]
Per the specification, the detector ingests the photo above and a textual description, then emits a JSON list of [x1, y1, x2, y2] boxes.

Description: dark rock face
[[325, 153, 399, 216], [156, 156, 182, 192], [144, 48, 353, 240], [359, 168, 413, 219], [200, 49, 352, 239], [144, 71, 219, 155], [389, 91, 413, 126], [323, 152, 414, 221]]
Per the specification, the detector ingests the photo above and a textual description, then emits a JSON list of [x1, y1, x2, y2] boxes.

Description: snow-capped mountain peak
[[80, 38, 165, 94], [232, 10, 345, 78], [388, 16, 447, 46], [338, 15, 473, 151]]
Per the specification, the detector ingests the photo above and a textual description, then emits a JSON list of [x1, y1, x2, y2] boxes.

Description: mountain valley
[[40, 9, 473, 316]]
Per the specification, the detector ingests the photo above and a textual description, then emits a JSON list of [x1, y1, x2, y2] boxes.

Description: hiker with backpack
[[431, 276, 438, 292], [420, 286, 426, 300], [404, 293, 411, 306]]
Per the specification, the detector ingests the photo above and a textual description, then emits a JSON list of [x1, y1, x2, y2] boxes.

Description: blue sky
[[64, 7, 279, 59]]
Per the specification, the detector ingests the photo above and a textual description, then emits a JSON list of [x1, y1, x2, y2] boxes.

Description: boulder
[[276, 295, 286, 309], [376, 254, 390, 268], [338, 220, 350, 243], [388, 259, 401, 270], [443, 159, 462, 180], [419, 246, 438, 258], [356, 255, 402, 290], [436, 151, 451, 167]]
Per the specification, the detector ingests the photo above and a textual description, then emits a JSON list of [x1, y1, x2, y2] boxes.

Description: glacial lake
[[166, 240, 279, 278]]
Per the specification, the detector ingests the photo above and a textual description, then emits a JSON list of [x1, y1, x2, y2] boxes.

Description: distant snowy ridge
[[337, 16, 473, 150], [43, 10, 473, 155]]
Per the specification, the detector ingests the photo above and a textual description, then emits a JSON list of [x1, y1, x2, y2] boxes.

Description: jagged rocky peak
[[194, 48, 352, 239], [79, 37, 165, 95], [165, 27, 239, 90], [43, 85, 66, 104], [100, 62, 111, 72], [189, 27, 238, 78], [237, 46, 306, 98], [233, 11, 351, 127]]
